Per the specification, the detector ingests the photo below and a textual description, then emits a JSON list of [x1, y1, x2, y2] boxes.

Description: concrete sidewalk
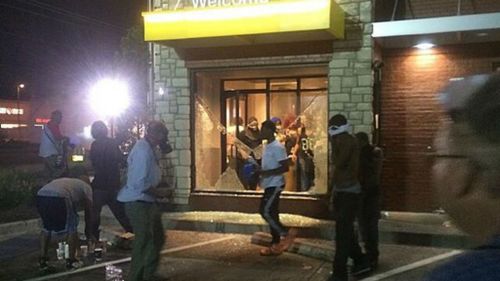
[[110, 210, 472, 249], [0, 210, 472, 281], [0, 209, 473, 250]]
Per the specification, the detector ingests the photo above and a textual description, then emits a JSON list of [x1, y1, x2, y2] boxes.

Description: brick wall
[[380, 42, 500, 211]]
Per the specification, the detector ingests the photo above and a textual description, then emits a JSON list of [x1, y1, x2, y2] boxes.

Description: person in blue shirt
[[117, 121, 173, 281], [426, 73, 500, 281], [258, 120, 297, 256]]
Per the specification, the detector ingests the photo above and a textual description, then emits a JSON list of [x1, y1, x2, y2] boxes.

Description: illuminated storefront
[[0, 100, 31, 141], [145, 0, 374, 217]]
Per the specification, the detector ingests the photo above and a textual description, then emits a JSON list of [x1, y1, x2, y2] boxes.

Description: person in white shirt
[[36, 176, 92, 271], [258, 120, 297, 256], [117, 121, 173, 281], [38, 110, 70, 180]]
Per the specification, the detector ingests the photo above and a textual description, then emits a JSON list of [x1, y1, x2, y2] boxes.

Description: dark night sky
[[0, 0, 146, 100]]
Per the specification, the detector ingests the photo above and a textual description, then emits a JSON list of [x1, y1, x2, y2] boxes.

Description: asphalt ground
[[0, 230, 461, 281]]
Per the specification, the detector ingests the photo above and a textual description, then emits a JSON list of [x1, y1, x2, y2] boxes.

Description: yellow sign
[[142, 0, 344, 44]]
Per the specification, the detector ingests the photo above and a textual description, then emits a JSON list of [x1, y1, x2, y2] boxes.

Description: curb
[[159, 213, 473, 249], [0, 218, 40, 241], [0, 211, 474, 249]]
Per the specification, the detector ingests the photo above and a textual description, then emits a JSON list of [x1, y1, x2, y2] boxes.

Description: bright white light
[[159, 87, 165, 96], [82, 125, 93, 140], [414, 42, 435, 50], [89, 79, 130, 117], [1, 124, 27, 129], [18, 84, 25, 89]]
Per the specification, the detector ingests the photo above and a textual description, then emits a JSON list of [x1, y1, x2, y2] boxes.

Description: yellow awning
[[142, 0, 344, 48]]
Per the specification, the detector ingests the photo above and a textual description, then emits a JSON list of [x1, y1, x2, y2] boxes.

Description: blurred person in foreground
[[355, 132, 383, 269], [88, 121, 133, 242], [426, 73, 500, 280], [117, 121, 173, 281], [37, 170, 92, 271]]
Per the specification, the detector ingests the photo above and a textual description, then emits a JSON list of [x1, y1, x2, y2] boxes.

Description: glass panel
[[270, 92, 298, 192], [301, 77, 328, 89], [195, 70, 328, 195], [298, 90, 328, 194], [224, 79, 266, 91], [270, 92, 296, 123], [221, 96, 246, 191], [194, 73, 222, 190], [270, 78, 297, 91], [245, 94, 266, 127]]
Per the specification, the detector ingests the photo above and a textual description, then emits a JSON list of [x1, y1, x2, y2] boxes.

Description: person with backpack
[[355, 132, 383, 269]]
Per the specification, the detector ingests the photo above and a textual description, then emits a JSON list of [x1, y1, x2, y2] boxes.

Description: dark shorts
[[36, 196, 78, 234]]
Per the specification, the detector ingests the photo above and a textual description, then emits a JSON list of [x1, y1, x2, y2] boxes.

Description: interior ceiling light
[[414, 42, 435, 50], [476, 32, 489, 37]]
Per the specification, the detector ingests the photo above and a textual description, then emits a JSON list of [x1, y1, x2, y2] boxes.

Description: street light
[[16, 83, 25, 140], [89, 79, 129, 137]]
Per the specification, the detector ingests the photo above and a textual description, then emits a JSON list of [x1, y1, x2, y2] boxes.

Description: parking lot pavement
[[0, 230, 462, 281]]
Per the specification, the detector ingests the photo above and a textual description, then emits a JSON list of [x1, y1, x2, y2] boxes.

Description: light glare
[[414, 42, 435, 50], [89, 79, 130, 117]]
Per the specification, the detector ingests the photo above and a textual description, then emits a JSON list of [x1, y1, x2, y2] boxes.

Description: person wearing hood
[[239, 116, 262, 150], [328, 114, 371, 281]]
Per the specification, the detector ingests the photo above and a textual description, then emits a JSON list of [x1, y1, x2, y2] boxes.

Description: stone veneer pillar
[[152, 43, 191, 205], [329, 0, 373, 133]]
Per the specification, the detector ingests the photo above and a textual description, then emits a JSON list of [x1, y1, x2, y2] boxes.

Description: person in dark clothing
[[296, 125, 315, 191], [237, 116, 262, 190], [328, 114, 371, 281], [355, 132, 383, 269], [88, 121, 132, 240], [239, 116, 262, 150]]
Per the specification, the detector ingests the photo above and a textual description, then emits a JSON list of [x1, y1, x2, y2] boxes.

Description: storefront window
[[270, 78, 297, 91], [194, 70, 328, 195]]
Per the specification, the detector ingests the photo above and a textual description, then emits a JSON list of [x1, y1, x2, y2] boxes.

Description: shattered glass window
[[194, 70, 328, 195]]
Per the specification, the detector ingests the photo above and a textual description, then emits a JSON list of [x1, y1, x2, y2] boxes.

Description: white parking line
[[25, 235, 236, 281], [360, 250, 463, 281]]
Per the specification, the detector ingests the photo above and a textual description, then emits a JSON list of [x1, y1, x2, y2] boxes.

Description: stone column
[[153, 43, 191, 205], [329, 0, 373, 134]]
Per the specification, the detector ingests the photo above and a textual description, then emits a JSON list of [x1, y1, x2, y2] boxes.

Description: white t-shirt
[[260, 140, 288, 189], [38, 126, 60, 158], [37, 178, 92, 204]]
